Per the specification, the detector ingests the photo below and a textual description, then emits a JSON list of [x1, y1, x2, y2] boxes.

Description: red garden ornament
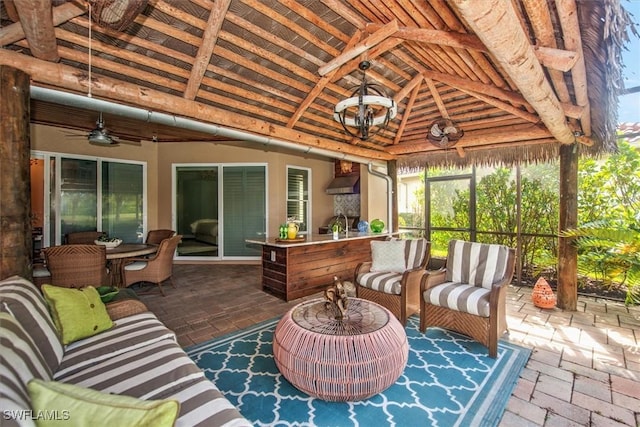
[[532, 277, 557, 309]]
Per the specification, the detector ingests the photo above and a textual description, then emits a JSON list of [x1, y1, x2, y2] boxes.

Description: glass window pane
[[287, 167, 309, 233], [223, 166, 265, 257], [102, 162, 144, 243], [60, 158, 97, 238], [175, 166, 219, 257]]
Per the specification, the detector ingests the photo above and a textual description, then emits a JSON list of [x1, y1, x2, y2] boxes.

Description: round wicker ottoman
[[273, 297, 408, 401]]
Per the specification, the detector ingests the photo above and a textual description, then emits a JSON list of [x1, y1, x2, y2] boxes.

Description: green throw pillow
[[27, 379, 180, 427], [42, 285, 113, 345]]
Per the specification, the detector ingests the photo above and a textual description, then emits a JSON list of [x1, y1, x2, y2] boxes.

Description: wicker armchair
[[355, 238, 430, 326], [42, 244, 108, 288], [122, 235, 182, 296], [420, 240, 516, 358], [65, 231, 105, 244], [145, 229, 176, 244]]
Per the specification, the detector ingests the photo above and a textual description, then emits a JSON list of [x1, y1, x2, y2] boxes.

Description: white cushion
[[370, 240, 406, 273], [124, 261, 147, 271]]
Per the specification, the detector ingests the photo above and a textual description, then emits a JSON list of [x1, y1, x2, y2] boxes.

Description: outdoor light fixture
[[333, 61, 397, 140]]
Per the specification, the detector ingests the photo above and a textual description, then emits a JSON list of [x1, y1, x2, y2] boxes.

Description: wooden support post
[[558, 143, 578, 310], [388, 160, 398, 233], [0, 65, 32, 281]]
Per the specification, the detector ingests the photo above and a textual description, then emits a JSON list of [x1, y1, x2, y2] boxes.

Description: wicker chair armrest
[[354, 261, 372, 279], [420, 268, 447, 292]]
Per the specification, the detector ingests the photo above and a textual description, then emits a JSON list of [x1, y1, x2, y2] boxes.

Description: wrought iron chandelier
[[333, 61, 397, 140]]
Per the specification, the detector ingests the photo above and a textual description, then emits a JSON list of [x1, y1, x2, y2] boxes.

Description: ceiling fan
[[87, 112, 120, 146], [427, 118, 464, 148]]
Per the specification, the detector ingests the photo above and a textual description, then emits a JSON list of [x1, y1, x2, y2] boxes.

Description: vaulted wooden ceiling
[[0, 0, 633, 167]]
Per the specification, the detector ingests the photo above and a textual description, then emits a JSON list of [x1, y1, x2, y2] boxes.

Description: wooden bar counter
[[246, 233, 389, 301]]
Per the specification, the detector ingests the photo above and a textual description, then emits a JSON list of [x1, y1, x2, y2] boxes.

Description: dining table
[[105, 243, 158, 288]]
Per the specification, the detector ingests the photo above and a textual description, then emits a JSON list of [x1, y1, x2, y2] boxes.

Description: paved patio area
[[138, 264, 640, 426]]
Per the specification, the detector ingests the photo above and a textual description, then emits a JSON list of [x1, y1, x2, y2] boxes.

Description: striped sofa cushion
[[357, 271, 403, 295], [445, 240, 510, 289], [405, 238, 429, 269], [0, 312, 51, 427], [0, 276, 63, 373], [56, 338, 250, 426], [423, 282, 491, 317], [56, 312, 177, 378]]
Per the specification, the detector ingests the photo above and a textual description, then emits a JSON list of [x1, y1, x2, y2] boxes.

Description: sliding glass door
[[31, 152, 146, 247], [174, 164, 266, 259]]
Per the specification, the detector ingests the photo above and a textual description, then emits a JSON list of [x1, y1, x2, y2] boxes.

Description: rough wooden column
[[0, 65, 32, 280], [388, 159, 398, 232], [558, 143, 578, 310]]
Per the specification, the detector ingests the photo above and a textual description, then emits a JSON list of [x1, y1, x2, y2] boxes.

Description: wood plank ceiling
[[0, 0, 630, 167]]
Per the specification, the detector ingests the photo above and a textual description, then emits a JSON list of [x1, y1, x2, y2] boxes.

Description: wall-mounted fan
[[427, 118, 464, 148]]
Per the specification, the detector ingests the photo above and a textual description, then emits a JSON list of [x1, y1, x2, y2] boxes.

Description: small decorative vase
[[532, 277, 556, 309], [287, 222, 299, 239]]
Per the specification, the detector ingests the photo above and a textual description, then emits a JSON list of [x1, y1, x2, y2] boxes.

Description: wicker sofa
[[0, 276, 250, 426]]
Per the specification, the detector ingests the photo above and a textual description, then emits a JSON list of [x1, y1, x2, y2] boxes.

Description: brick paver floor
[[138, 264, 640, 426]]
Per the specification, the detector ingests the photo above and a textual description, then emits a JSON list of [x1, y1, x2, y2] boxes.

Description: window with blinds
[[286, 166, 310, 234]]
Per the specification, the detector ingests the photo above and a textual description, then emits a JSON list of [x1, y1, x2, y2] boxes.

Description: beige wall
[[31, 124, 342, 237]]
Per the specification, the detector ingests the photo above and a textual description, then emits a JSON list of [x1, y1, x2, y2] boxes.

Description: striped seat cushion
[[56, 338, 251, 426], [0, 276, 63, 373], [0, 312, 51, 427], [357, 271, 403, 295], [445, 240, 510, 289], [56, 312, 177, 378], [423, 282, 491, 317]]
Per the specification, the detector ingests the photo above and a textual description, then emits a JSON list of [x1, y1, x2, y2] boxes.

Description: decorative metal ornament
[[427, 118, 464, 148], [334, 61, 397, 140]]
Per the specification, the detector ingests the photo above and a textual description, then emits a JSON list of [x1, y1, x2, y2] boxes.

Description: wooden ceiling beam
[[183, 0, 231, 100], [0, 1, 85, 47], [455, 87, 540, 123], [393, 78, 423, 145], [422, 69, 529, 107], [318, 19, 399, 76], [365, 23, 487, 52], [0, 49, 393, 161], [288, 32, 363, 128], [534, 46, 579, 72], [556, 0, 591, 137], [425, 77, 449, 119], [386, 125, 553, 154], [451, 0, 575, 144], [13, 0, 59, 61], [2, 0, 20, 22]]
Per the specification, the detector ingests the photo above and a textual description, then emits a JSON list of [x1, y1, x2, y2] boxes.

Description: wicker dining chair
[[355, 238, 431, 326], [145, 229, 176, 245], [420, 240, 516, 358], [65, 231, 106, 244], [121, 235, 182, 296], [42, 244, 109, 288]]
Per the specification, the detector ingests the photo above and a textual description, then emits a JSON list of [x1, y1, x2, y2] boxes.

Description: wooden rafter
[[454, 87, 540, 124], [556, 0, 591, 136], [0, 1, 85, 46], [183, 0, 231, 100], [393, 77, 423, 145], [364, 23, 487, 52], [288, 31, 363, 128], [13, 0, 59, 61], [451, 0, 575, 144], [386, 125, 553, 155], [425, 78, 449, 119], [318, 19, 399, 76], [0, 49, 393, 161]]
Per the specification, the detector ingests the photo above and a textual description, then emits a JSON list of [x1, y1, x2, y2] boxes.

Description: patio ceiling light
[[333, 61, 397, 141]]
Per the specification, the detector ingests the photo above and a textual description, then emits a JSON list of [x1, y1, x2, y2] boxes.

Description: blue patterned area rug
[[186, 316, 530, 427]]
